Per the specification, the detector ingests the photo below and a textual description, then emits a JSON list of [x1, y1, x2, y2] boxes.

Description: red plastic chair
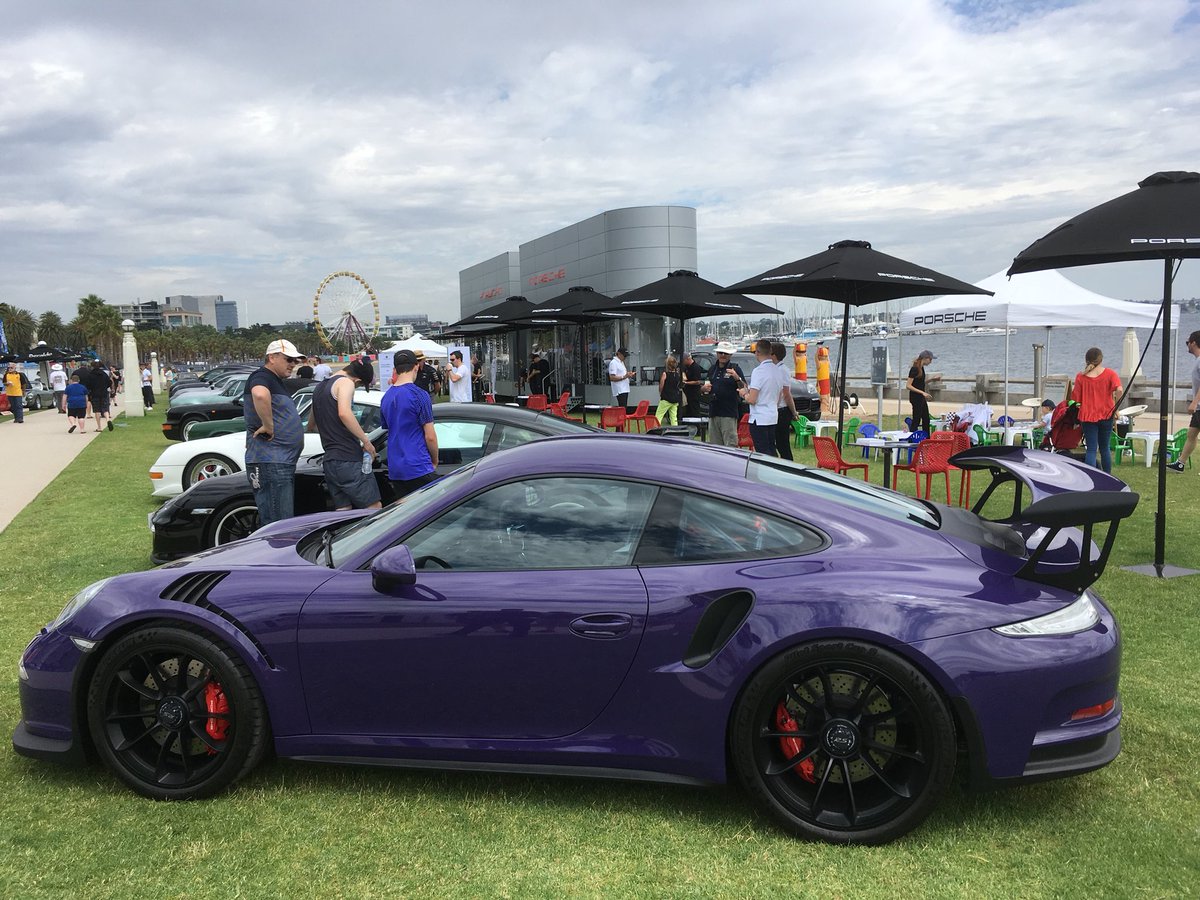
[[600, 407, 627, 432], [484, 393, 496, 404], [812, 436, 869, 480], [892, 439, 954, 503], [737, 413, 753, 448], [641, 415, 661, 432], [526, 394, 548, 411], [626, 400, 651, 432], [929, 431, 972, 507]]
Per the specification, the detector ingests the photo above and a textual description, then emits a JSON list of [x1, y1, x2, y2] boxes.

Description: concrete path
[[0, 401, 106, 534]]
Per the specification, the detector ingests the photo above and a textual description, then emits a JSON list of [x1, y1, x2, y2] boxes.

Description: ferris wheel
[[312, 271, 381, 355]]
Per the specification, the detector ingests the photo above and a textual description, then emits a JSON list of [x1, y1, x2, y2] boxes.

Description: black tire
[[184, 454, 237, 487], [86, 625, 270, 800], [730, 640, 955, 845], [208, 500, 260, 548]]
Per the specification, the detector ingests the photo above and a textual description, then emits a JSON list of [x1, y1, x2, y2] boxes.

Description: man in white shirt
[[312, 357, 333, 381], [741, 341, 783, 456], [608, 347, 632, 408], [446, 350, 472, 403], [49, 363, 68, 414], [141, 362, 155, 411]]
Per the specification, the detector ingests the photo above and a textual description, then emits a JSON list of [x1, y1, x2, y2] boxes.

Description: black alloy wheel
[[86, 626, 269, 799], [210, 501, 260, 548], [730, 640, 955, 844]]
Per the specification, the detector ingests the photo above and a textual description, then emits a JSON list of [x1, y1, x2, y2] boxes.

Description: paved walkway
[[0, 402, 107, 534]]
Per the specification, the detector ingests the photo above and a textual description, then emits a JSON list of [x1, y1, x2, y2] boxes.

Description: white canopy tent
[[385, 334, 449, 359], [897, 269, 1176, 422]]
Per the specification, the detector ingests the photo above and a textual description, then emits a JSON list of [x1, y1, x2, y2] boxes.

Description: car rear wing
[[950, 446, 1139, 593]]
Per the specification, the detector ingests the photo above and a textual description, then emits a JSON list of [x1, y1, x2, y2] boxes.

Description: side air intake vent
[[683, 590, 754, 669], [161, 571, 230, 604], [159, 572, 274, 668]]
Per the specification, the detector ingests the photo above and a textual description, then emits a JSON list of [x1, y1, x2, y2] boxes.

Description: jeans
[[246, 462, 296, 527], [750, 422, 778, 456], [1082, 419, 1114, 472], [7, 394, 24, 423]]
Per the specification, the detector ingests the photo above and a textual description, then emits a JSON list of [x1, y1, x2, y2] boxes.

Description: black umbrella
[[720, 240, 992, 445], [587, 270, 782, 357], [446, 295, 537, 331], [1009, 170, 1200, 578]]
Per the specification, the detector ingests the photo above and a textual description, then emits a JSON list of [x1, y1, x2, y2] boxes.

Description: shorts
[[67, 407, 87, 419], [390, 472, 439, 499], [323, 458, 381, 508], [1191, 409, 1200, 430], [90, 393, 110, 414]]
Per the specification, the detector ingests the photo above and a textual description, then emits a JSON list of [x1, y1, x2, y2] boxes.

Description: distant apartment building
[[163, 295, 239, 331], [117, 300, 164, 328]]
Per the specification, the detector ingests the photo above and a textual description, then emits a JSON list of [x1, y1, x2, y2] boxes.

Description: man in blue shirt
[[244, 339, 306, 526], [702, 341, 745, 447], [382, 349, 439, 497]]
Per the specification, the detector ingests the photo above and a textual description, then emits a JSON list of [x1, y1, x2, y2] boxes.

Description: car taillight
[[1070, 699, 1115, 721]]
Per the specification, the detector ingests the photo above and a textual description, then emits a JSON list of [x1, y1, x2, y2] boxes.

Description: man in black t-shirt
[[702, 342, 745, 447], [87, 360, 113, 432], [527, 351, 550, 395]]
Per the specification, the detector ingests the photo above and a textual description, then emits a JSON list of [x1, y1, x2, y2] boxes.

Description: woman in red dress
[[1071, 347, 1122, 472]]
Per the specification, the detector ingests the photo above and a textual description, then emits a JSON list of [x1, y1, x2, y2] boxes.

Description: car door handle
[[570, 613, 633, 639]]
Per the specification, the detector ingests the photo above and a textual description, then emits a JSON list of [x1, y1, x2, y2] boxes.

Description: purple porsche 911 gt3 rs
[[14, 436, 1136, 844]]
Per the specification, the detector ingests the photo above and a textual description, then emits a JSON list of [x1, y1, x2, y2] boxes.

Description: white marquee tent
[[897, 269, 1177, 421], [385, 334, 449, 359]]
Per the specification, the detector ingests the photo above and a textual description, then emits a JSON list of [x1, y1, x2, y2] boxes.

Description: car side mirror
[[371, 545, 417, 593]]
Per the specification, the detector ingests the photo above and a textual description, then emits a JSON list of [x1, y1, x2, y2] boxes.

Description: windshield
[[748, 457, 939, 529], [326, 464, 478, 567]]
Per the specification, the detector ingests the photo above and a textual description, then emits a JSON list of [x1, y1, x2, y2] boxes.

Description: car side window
[[435, 420, 492, 466], [494, 424, 543, 453], [404, 477, 658, 571], [635, 488, 823, 565], [352, 402, 382, 433]]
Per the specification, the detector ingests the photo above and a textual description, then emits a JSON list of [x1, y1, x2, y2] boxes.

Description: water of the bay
[[823, 308, 1200, 394]]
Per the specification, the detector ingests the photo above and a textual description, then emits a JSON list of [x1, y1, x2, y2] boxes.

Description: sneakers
[[1167, 460, 1186, 472], [68, 425, 76, 433]]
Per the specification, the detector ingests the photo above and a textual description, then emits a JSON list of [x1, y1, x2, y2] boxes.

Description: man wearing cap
[[382, 349, 439, 497], [701, 341, 745, 447], [3, 362, 31, 423], [49, 362, 67, 413], [907, 349, 941, 435], [307, 358, 380, 510], [608, 347, 633, 409], [244, 339, 307, 526]]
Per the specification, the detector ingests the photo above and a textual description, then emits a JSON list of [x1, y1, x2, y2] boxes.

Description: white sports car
[[148, 389, 383, 498]]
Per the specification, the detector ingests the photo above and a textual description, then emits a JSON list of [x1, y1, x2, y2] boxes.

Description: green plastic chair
[[840, 416, 861, 446], [973, 424, 1002, 447], [791, 415, 815, 448], [1158, 428, 1192, 467], [1110, 430, 1136, 465]]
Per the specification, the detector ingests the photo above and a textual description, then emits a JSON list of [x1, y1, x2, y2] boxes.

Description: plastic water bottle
[[361, 452, 372, 475]]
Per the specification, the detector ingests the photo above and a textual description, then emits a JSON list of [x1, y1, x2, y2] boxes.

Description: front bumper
[[149, 465, 185, 498], [13, 628, 89, 767]]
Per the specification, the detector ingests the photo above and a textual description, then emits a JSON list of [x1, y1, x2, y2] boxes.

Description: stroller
[[1041, 400, 1083, 452]]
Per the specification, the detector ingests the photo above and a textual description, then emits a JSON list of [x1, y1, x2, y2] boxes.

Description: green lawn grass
[[1, 410, 1198, 898]]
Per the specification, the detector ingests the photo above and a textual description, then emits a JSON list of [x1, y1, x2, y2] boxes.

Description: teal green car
[[182, 385, 316, 441]]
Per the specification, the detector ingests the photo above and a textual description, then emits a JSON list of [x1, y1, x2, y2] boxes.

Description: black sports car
[[688, 349, 823, 417], [149, 404, 601, 562]]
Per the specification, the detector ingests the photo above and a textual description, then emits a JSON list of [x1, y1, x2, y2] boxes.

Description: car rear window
[[748, 458, 939, 529]]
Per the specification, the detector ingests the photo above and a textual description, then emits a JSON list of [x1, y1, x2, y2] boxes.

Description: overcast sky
[[2, 0, 1197, 327]]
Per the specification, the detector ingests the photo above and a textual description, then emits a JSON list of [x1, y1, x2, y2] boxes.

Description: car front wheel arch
[[727, 638, 957, 844]]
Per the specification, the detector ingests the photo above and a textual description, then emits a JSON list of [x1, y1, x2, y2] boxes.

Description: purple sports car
[[14, 437, 1136, 844]]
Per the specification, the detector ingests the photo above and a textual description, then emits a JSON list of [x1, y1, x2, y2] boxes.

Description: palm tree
[[36, 311, 67, 348], [74, 294, 123, 361], [0, 303, 37, 353]]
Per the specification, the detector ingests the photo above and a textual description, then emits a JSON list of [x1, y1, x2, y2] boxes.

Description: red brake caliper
[[204, 681, 231, 753], [775, 701, 816, 783]]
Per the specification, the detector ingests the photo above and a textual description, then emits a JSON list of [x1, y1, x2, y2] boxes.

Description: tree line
[[0, 295, 325, 364]]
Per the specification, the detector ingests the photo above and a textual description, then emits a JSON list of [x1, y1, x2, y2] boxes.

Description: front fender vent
[[159, 571, 274, 668], [161, 571, 230, 604]]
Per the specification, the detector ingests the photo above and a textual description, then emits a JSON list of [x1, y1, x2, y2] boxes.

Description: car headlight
[[992, 591, 1100, 637], [50, 578, 112, 630]]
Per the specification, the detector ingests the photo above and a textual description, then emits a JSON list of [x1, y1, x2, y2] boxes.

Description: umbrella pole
[[1155, 260, 1172, 572], [1004, 327, 1010, 426], [837, 304, 850, 448]]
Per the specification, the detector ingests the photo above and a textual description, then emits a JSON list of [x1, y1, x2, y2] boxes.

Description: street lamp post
[[121, 320, 144, 419]]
